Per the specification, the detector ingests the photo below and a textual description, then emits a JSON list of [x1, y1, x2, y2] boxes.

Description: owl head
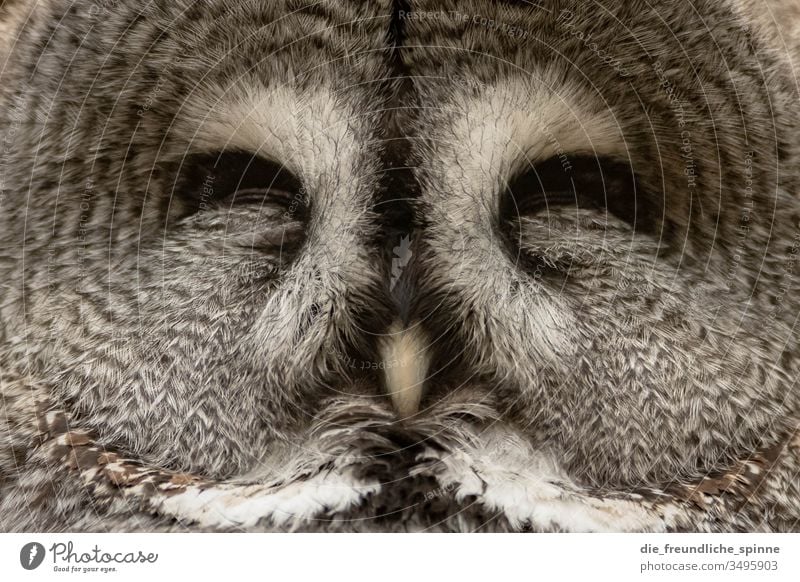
[[1, 0, 799, 530]]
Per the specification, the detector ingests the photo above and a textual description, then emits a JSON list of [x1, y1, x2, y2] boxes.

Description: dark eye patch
[[174, 150, 306, 216], [500, 154, 656, 230], [498, 154, 662, 279], [164, 150, 308, 264]]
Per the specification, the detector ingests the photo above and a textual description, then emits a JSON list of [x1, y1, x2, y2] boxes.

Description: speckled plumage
[[1, 0, 799, 532]]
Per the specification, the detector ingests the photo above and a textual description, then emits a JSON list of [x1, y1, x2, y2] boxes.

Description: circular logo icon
[[20, 542, 46, 570]]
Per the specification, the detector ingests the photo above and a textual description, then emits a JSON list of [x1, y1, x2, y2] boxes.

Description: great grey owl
[[1, 0, 799, 532]]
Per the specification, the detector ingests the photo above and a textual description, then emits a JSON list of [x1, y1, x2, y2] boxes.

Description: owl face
[[1, 0, 799, 498]]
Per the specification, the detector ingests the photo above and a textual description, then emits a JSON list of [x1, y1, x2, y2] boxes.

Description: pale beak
[[379, 321, 430, 418]]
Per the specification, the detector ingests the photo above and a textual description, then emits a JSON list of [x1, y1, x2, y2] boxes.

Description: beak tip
[[379, 321, 430, 419]]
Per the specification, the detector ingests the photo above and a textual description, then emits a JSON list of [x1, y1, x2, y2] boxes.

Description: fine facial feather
[[1, 0, 799, 532]]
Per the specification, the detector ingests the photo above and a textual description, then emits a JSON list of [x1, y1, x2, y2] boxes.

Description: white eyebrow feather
[[176, 85, 363, 185]]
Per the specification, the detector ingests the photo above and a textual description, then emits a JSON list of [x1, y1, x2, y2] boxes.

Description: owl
[[1, 0, 799, 532]]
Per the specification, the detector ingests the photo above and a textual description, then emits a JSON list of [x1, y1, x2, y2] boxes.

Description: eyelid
[[501, 154, 650, 228], [207, 151, 302, 196], [174, 150, 306, 215], [226, 187, 296, 206]]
